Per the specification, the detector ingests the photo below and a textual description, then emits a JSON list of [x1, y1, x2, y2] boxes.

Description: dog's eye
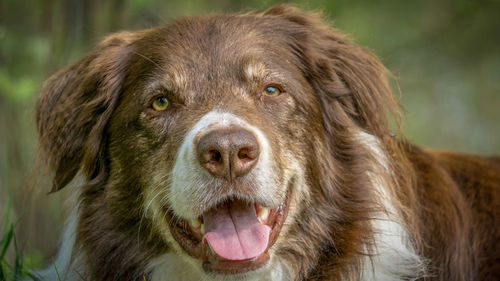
[[151, 96, 170, 111], [262, 85, 282, 97]]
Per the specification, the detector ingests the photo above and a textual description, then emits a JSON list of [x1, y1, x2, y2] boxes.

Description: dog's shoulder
[[405, 144, 499, 193], [408, 145, 499, 219], [429, 149, 500, 199], [406, 145, 500, 279], [431, 150, 500, 279]]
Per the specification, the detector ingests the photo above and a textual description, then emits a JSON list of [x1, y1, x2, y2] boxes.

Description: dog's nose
[[197, 128, 260, 179]]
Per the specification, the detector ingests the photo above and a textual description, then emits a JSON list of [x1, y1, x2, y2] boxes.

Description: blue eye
[[262, 85, 282, 97]]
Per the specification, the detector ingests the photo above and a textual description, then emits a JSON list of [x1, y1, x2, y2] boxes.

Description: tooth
[[190, 218, 201, 228], [208, 243, 215, 254], [257, 207, 269, 222], [200, 223, 205, 234]]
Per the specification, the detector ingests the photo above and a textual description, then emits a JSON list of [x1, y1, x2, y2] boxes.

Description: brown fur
[[36, 5, 499, 281]]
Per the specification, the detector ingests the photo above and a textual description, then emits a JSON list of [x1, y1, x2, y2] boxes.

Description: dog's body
[[34, 6, 499, 281]]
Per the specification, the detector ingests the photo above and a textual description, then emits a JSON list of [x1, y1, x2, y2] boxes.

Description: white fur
[[29, 178, 86, 281], [31, 209, 83, 281], [169, 110, 281, 220], [244, 61, 267, 81], [357, 132, 426, 281]]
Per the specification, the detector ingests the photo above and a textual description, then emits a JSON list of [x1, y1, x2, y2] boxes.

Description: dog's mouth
[[165, 191, 290, 274]]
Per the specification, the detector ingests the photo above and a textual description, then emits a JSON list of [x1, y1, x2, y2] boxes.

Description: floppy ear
[[262, 5, 400, 137], [37, 32, 137, 192]]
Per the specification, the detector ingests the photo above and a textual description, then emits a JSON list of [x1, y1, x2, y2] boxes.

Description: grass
[[0, 202, 146, 281], [0, 200, 41, 281]]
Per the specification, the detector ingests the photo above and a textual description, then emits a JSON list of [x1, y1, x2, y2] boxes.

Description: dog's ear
[[261, 5, 400, 137], [37, 32, 137, 192]]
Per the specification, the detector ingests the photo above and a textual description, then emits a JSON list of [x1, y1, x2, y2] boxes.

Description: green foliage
[[0, 70, 37, 104], [0, 200, 38, 281], [52, 261, 61, 281]]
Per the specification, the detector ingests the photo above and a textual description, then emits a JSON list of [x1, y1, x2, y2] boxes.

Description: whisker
[[132, 51, 163, 71], [137, 186, 167, 244]]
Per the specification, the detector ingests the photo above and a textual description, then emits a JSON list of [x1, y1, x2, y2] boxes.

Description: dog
[[33, 5, 499, 281]]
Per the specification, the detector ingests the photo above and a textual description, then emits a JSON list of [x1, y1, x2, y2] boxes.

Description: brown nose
[[197, 128, 260, 179]]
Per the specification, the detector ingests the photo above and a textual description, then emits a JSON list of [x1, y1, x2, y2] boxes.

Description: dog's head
[[37, 5, 401, 280]]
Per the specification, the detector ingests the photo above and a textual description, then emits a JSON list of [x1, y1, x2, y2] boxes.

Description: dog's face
[[37, 5, 398, 279], [107, 15, 322, 273]]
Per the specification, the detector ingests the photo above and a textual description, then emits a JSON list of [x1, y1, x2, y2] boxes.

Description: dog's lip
[[165, 190, 291, 274]]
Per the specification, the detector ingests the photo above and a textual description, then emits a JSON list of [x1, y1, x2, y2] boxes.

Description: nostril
[[238, 148, 250, 160], [233, 145, 259, 177], [209, 150, 222, 163], [200, 148, 226, 177], [237, 147, 257, 162]]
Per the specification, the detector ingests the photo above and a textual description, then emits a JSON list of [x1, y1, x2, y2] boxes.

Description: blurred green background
[[0, 0, 499, 270]]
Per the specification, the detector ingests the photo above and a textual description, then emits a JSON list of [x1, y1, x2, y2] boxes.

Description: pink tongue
[[202, 200, 271, 261]]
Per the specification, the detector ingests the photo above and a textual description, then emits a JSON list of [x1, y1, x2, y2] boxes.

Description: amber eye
[[152, 96, 170, 111], [262, 85, 282, 97]]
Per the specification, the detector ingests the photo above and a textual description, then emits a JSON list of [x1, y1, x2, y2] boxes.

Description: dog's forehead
[[144, 16, 294, 89], [160, 15, 280, 58]]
